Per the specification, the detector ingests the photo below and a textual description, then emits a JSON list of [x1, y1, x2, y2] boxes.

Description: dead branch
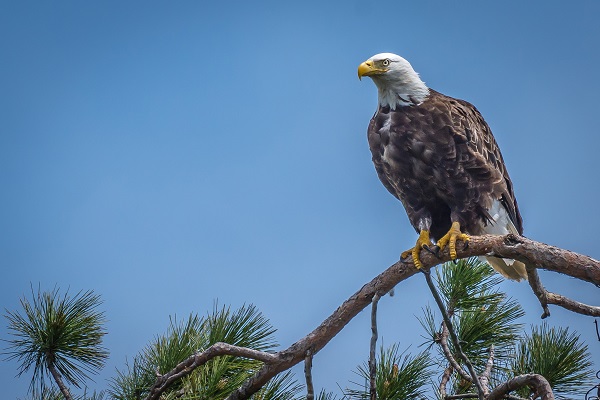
[[439, 322, 472, 383], [304, 350, 314, 400], [369, 293, 380, 400], [143, 234, 598, 400], [525, 265, 551, 318], [486, 373, 554, 400], [545, 292, 600, 316]]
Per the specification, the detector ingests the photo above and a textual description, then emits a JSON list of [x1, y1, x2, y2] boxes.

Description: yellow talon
[[401, 230, 432, 269], [436, 221, 470, 260]]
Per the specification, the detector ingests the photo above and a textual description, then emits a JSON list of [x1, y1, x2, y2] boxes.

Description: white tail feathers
[[482, 256, 528, 281], [481, 200, 528, 281]]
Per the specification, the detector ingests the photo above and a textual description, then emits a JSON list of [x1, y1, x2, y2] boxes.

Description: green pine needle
[[511, 322, 594, 399], [345, 343, 433, 399], [108, 302, 279, 399], [4, 286, 108, 393]]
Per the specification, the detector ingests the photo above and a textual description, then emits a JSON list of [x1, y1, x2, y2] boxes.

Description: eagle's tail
[[481, 199, 528, 281], [482, 256, 527, 281]]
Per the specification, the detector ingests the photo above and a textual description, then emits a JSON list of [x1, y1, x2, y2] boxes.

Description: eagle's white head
[[358, 53, 429, 109]]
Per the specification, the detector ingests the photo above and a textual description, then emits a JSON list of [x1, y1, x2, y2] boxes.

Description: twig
[[369, 293, 381, 400], [304, 350, 314, 400], [545, 292, 600, 317], [525, 265, 551, 318], [444, 394, 480, 399], [439, 324, 472, 382], [421, 269, 485, 400], [444, 395, 526, 400]]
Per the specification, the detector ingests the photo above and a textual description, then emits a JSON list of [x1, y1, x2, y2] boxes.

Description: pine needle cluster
[[4, 286, 108, 396], [108, 303, 302, 400]]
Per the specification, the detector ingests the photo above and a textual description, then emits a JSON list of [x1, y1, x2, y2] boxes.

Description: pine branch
[[142, 234, 597, 400]]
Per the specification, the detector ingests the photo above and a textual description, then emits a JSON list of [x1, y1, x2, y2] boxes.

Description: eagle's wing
[[443, 92, 523, 234], [367, 114, 400, 199], [439, 92, 527, 281]]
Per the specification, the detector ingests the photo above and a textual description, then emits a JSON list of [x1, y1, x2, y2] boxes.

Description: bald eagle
[[358, 53, 527, 281]]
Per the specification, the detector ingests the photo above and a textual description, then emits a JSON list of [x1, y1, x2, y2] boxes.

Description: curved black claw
[[429, 245, 441, 258], [463, 241, 469, 250], [423, 244, 436, 255]]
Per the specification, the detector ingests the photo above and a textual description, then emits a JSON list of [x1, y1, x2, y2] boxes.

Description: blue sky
[[1, 1, 599, 397]]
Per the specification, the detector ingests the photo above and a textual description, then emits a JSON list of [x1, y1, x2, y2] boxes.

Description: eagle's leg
[[435, 221, 470, 260], [401, 229, 432, 269]]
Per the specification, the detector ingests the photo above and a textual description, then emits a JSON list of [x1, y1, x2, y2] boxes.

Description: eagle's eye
[[381, 59, 391, 67]]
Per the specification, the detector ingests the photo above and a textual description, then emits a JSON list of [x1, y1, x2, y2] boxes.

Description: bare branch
[[444, 394, 480, 399], [545, 292, 600, 316], [525, 265, 551, 319], [438, 324, 472, 382], [304, 350, 314, 400], [369, 293, 381, 400], [487, 373, 554, 400]]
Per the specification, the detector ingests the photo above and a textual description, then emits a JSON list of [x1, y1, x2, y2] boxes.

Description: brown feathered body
[[367, 89, 527, 280], [368, 89, 522, 240]]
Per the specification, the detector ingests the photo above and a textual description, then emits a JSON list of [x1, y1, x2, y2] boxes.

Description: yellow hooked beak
[[358, 60, 385, 80]]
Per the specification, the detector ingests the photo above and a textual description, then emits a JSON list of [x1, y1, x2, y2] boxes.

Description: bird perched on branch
[[358, 52, 527, 281]]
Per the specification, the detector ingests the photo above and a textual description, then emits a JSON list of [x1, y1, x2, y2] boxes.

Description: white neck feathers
[[370, 56, 430, 109]]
